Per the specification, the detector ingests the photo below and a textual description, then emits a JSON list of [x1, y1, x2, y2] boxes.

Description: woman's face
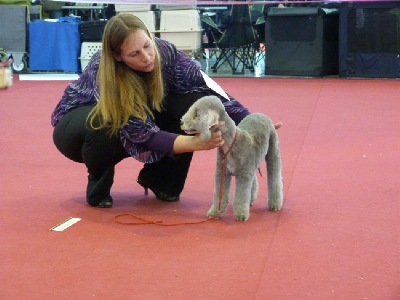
[[115, 29, 155, 72]]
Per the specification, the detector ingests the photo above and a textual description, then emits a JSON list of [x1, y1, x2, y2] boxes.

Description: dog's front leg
[[233, 174, 254, 221], [207, 156, 231, 218], [250, 174, 258, 206]]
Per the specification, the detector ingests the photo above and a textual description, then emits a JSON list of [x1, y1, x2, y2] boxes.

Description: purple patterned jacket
[[51, 38, 250, 163]]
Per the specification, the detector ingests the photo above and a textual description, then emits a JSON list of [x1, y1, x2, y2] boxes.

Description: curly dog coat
[[181, 96, 283, 221]]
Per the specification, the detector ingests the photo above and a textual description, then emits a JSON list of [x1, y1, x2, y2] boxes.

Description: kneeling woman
[[51, 13, 260, 208]]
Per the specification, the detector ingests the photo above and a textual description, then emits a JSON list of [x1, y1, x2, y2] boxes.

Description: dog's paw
[[268, 199, 283, 211], [234, 208, 250, 221], [207, 208, 223, 219], [269, 206, 282, 211], [234, 213, 250, 221]]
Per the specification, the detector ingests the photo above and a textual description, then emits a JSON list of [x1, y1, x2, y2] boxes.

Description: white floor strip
[[50, 217, 81, 231], [19, 73, 79, 81]]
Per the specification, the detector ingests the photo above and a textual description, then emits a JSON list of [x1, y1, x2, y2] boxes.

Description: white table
[[62, 5, 105, 21]]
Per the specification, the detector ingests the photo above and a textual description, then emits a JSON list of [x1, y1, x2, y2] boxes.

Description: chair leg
[[211, 48, 232, 73], [209, 44, 257, 75]]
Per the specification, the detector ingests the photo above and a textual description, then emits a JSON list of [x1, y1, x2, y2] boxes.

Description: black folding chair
[[208, 2, 257, 74]]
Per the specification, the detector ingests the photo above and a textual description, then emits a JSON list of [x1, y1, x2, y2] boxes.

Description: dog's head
[[180, 96, 224, 141]]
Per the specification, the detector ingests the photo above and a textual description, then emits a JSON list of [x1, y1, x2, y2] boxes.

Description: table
[[62, 5, 105, 21], [197, 6, 228, 11]]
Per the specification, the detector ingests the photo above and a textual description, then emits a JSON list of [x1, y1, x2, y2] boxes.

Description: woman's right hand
[[194, 129, 225, 150], [173, 122, 225, 153]]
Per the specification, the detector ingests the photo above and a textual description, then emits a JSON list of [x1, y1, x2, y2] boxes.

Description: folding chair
[[208, 2, 257, 74]]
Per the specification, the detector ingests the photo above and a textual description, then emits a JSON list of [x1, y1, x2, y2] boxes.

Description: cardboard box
[[0, 68, 13, 89]]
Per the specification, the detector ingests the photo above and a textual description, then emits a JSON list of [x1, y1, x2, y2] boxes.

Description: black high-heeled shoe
[[91, 195, 113, 208], [136, 178, 180, 202]]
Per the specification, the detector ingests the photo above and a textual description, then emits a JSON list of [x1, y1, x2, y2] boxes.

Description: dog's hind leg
[[233, 175, 254, 221], [207, 164, 232, 218], [266, 130, 283, 211]]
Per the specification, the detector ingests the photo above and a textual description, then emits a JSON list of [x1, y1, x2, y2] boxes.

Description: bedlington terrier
[[181, 96, 283, 221]]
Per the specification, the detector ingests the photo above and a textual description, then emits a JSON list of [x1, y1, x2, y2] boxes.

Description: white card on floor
[[50, 217, 81, 231], [200, 70, 230, 100]]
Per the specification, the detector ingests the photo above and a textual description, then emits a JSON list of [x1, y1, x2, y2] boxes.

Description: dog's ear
[[199, 109, 219, 141], [207, 109, 220, 128]]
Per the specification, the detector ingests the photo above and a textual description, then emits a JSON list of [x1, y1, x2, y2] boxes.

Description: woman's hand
[[194, 128, 225, 150], [173, 122, 225, 153]]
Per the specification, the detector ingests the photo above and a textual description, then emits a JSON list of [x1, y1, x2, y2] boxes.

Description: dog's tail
[[265, 128, 283, 211]]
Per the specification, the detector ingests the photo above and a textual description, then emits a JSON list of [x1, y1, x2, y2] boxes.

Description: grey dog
[[181, 96, 283, 221]]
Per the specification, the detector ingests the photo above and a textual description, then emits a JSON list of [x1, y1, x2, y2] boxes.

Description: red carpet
[[1, 76, 399, 299]]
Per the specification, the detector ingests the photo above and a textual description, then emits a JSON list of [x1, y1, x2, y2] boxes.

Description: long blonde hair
[[88, 13, 164, 135]]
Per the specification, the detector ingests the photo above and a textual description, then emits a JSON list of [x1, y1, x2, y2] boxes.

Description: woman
[[51, 13, 268, 208]]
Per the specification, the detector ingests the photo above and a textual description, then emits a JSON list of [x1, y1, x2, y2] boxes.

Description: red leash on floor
[[113, 213, 218, 226], [113, 130, 239, 226]]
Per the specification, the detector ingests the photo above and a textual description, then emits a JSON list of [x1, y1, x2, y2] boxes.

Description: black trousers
[[53, 92, 209, 206]]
